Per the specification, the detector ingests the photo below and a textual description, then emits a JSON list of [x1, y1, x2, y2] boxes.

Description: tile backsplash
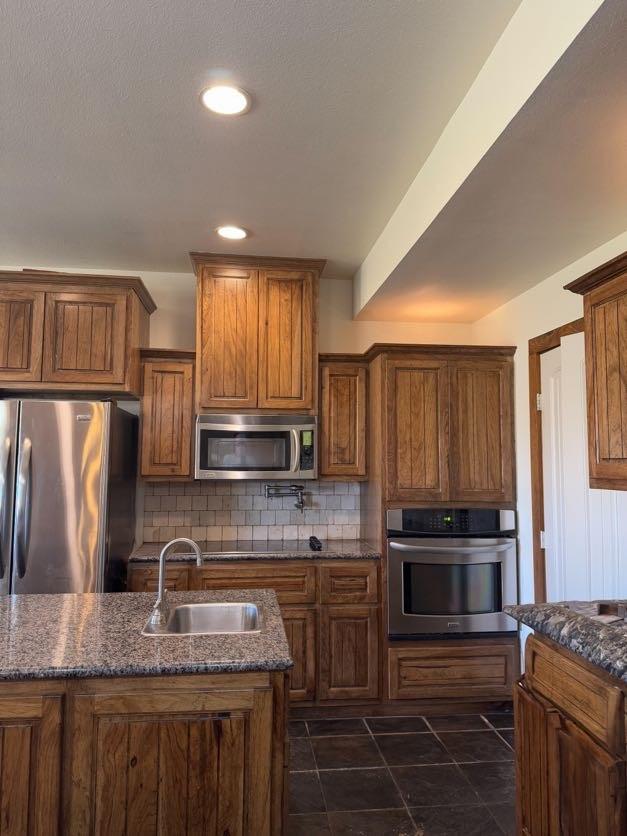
[[141, 480, 361, 543]]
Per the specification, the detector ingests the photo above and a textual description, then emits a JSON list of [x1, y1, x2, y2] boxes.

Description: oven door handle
[[388, 541, 513, 555]]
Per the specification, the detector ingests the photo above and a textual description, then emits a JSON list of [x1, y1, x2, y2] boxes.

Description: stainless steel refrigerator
[[0, 400, 137, 594]]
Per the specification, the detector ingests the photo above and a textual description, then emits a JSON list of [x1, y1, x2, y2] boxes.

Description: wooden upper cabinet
[[258, 269, 314, 409], [319, 362, 367, 479], [386, 357, 449, 501], [0, 286, 45, 381], [42, 290, 128, 384], [197, 266, 259, 409], [566, 254, 627, 489], [0, 271, 154, 395], [140, 353, 194, 478], [191, 254, 324, 412], [449, 359, 515, 503]]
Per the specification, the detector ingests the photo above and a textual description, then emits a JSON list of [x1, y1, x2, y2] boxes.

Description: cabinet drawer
[[319, 563, 378, 604], [191, 564, 317, 604], [525, 636, 624, 754], [127, 565, 190, 592], [389, 641, 517, 700]]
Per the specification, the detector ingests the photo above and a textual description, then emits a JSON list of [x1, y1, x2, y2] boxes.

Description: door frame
[[528, 318, 584, 602]]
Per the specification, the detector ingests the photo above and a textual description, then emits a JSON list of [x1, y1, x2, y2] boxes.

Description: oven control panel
[[386, 508, 515, 537]]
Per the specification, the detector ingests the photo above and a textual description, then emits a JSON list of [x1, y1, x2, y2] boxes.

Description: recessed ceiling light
[[201, 85, 250, 115], [216, 225, 248, 240]]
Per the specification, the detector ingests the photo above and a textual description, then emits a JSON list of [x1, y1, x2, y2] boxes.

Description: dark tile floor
[[287, 709, 515, 835]]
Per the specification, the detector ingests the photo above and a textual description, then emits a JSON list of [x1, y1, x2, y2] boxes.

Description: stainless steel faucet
[[148, 538, 202, 626]]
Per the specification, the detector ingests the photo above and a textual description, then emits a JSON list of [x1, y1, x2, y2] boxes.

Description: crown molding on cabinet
[[189, 251, 326, 275]]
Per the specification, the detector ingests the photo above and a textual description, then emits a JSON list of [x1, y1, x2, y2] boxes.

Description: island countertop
[[130, 538, 381, 562], [505, 600, 627, 683], [0, 589, 292, 681]]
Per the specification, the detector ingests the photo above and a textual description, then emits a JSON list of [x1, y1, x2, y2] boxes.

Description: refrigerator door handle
[[0, 436, 11, 579], [13, 437, 32, 579]]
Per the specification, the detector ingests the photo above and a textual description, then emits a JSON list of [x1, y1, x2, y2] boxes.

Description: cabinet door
[[449, 359, 515, 503], [140, 360, 194, 478], [584, 275, 627, 488], [320, 363, 367, 478], [548, 709, 626, 836], [514, 681, 553, 836], [42, 291, 128, 384], [126, 565, 189, 592], [66, 685, 274, 836], [0, 694, 62, 835], [258, 270, 314, 409], [319, 605, 379, 700], [386, 358, 449, 501], [0, 287, 45, 382], [197, 266, 259, 409], [281, 606, 316, 702]]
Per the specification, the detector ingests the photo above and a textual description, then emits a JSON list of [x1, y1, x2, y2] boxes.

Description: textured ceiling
[[0, 0, 519, 277]]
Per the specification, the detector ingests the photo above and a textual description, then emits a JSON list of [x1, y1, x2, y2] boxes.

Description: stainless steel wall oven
[[387, 508, 517, 637]]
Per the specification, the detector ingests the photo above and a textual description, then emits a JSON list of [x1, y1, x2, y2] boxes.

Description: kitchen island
[[0, 589, 292, 835], [506, 601, 627, 836]]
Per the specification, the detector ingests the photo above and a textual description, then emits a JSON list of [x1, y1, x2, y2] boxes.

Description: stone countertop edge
[[129, 539, 381, 562], [505, 602, 627, 684], [0, 589, 293, 682]]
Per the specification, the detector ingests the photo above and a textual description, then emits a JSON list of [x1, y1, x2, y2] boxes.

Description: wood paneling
[[126, 565, 190, 592], [388, 641, 518, 700], [0, 694, 62, 835], [514, 681, 552, 836], [525, 635, 624, 754], [197, 267, 259, 409], [449, 359, 515, 502], [281, 607, 316, 702], [566, 255, 627, 490], [65, 680, 276, 836], [258, 269, 314, 409], [141, 358, 194, 478], [386, 358, 449, 501], [319, 363, 367, 479], [0, 288, 45, 382], [319, 563, 378, 604], [42, 291, 128, 384], [191, 563, 317, 604], [319, 605, 379, 700]]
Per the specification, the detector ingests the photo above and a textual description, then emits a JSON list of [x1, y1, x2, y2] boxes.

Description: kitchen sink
[[142, 602, 263, 636]]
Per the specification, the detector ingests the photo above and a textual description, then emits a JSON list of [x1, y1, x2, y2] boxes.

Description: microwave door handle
[[13, 437, 32, 579], [388, 541, 512, 555], [290, 429, 300, 472]]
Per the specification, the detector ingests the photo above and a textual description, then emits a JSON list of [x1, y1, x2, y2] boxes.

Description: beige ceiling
[[0, 0, 520, 277], [358, 0, 627, 322]]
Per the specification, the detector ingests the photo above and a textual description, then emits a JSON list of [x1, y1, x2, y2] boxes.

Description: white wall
[[471, 229, 627, 606]]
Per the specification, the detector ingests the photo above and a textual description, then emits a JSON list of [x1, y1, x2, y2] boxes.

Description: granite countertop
[[130, 539, 381, 562], [505, 600, 627, 683], [0, 589, 292, 681]]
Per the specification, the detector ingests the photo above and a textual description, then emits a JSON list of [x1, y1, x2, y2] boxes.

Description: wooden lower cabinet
[[281, 606, 316, 702], [127, 564, 190, 592], [319, 605, 379, 701], [515, 636, 627, 836], [0, 693, 63, 834]]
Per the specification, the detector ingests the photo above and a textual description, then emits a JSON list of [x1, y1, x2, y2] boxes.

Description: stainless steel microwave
[[195, 414, 317, 480]]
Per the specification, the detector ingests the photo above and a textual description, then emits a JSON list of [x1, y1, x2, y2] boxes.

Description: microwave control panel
[[299, 430, 315, 471]]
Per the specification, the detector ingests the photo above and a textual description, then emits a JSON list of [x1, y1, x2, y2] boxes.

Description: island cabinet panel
[[0, 694, 62, 835], [385, 358, 449, 501], [319, 363, 367, 479], [197, 266, 259, 409], [257, 270, 314, 410], [140, 358, 194, 478], [42, 291, 128, 385], [514, 682, 553, 836], [449, 359, 515, 503], [0, 287, 45, 382], [319, 605, 379, 701], [281, 606, 316, 702], [65, 682, 275, 836]]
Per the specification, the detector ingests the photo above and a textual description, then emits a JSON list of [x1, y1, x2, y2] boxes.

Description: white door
[[541, 332, 627, 601]]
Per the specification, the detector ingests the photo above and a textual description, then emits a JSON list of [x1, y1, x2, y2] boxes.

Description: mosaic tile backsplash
[[141, 480, 361, 543]]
